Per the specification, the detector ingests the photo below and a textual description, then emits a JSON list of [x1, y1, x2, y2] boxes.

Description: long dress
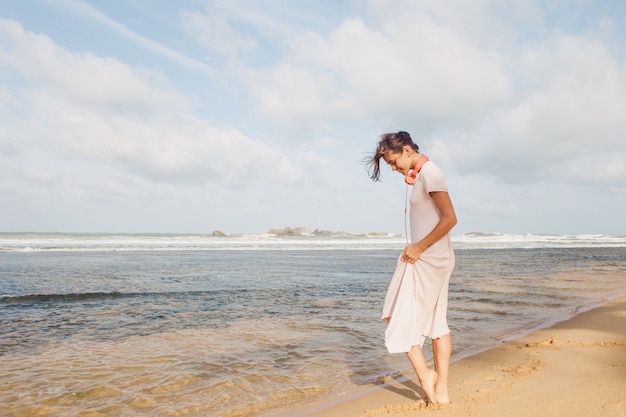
[[381, 161, 455, 354]]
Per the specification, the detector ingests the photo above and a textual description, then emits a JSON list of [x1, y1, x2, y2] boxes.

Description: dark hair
[[364, 131, 419, 181]]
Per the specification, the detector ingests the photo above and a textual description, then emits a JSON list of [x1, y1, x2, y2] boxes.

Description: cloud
[[0, 19, 187, 111], [179, 10, 257, 59], [247, 63, 357, 125], [246, 11, 512, 132], [0, 19, 302, 189], [43, 0, 216, 76], [233, 1, 625, 189], [450, 32, 626, 185]]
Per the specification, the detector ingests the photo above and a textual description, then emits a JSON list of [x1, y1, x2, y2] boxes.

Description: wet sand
[[287, 294, 626, 417]]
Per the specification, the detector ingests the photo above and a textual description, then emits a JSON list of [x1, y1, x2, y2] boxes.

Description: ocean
[[1, 232, 625, 416]]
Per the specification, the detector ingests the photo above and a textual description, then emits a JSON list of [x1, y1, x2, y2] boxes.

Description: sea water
[[1, 233, 625, 416]]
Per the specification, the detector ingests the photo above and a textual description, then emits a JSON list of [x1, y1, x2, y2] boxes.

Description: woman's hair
[[365, 131, 419, 181]]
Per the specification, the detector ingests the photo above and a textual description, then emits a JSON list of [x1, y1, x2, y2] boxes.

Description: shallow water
[[1, 234, 625, 416]]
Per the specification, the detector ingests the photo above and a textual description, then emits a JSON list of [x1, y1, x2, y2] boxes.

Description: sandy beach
[[289, 294, 626, 417]]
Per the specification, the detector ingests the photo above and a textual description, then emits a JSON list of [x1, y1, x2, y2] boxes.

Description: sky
[[1, 0, 625, 236]]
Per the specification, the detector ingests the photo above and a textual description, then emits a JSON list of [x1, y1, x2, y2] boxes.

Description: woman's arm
[[401, 191, 457, 263]]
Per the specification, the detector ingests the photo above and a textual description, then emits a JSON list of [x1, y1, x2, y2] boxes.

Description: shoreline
[[279, 293, 626, 417]]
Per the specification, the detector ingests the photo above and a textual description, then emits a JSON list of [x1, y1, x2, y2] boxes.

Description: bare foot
[[436, 395, 450, 405], [434, 378, 450, 404], [418, 369, 439, 406], [435, 387, 450, 405]]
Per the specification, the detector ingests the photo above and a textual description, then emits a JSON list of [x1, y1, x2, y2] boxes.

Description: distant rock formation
[[312, 229, 351, 236], [266, 227, 389, 237], [211, 230, 227, 237], [267, 226, 311, 236]]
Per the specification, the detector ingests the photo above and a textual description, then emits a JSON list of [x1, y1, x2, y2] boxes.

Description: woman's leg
[[432, 334, 451, 403], [406, 344, 438, 405]]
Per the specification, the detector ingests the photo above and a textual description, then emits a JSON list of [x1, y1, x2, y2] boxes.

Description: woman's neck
[[409, 152, 421, 169]]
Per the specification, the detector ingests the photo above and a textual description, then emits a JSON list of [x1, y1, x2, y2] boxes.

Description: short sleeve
[[420, 161, 448, 194]]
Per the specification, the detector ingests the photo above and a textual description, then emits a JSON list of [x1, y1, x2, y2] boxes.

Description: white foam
[[0, 232, 624, 252]]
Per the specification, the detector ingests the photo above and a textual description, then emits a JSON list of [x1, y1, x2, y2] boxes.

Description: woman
[[366, 131, 457, 406]]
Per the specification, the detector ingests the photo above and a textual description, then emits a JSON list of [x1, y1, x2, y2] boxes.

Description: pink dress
[[381, 161, 455, 354]]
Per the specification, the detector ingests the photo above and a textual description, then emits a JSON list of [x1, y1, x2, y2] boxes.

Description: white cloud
[[0, 19, 303, 190], [449, 32, 626, 185], [43, 0, 216, 76], [247, 11, 512, 131], [0, 19, 187, 112], [180, 10, 257, 58], [248, 63, 357, 125]]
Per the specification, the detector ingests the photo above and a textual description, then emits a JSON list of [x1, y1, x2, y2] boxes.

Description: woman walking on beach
[[366, 131, 457, 406]]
